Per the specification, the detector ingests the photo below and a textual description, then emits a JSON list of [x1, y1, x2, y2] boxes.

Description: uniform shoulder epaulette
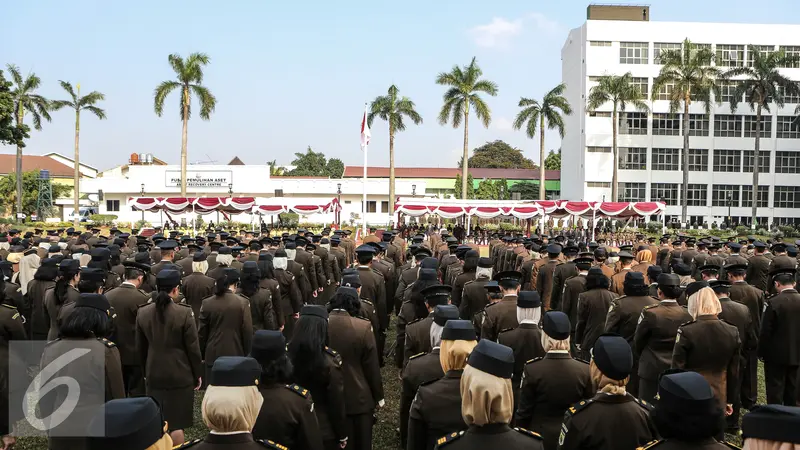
[[324, 346, 339, 357], [513, 427, 543, 440], [499, 327, 515, 334], [616, 295, 629, 300], [137, 302, 151, 309], [679, 318, 696, 327], [408, 352, 426, 361], [633, 395, 654, 410], [172, 438, 202, 449], [361, 298, 374, 306], [257, 439, 288, 450], [354, 315, 371, 323], [485, 301, 500, 308], [525, 356, 544, 365], [417, 378, 439, 388], [723, 443, 742, 450], [407, 317, 424, 326], [45, 338, 61, 347], [436, 430, 465, 447], [0, 303, 17, 309], [99, 338, 116, 348], [371, 268, 385, 278], [643, 303, 659, 310], [285, 383, 310, 399], [137, 288, 149, 297], [575, 358, 590, 364], [636, 439, 663, 450], [565, 398, 594, 417]]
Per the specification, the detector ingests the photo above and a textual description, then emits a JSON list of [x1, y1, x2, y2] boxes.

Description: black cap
[[418, 268, 437, 282], [697, 264, 720, 274], [156, 240, 178, 250], [209, 356, 261, 387], [657, 273, 680, 287], [355, 244, 376, 254], [493, 270, 523, 285], [241, 261, 260, 277], [300, 304, 328, 319], [708, 280, 731, 292], [432, 304, 459, 326], [76, 293, 111, 314], [685, 281, 709, 298], [467, 339, 514, 379], [592, 334, 632, 380], [724, 263, 747, 273], [156, 269, 181, 289], [742, 405, 800, 444], [193, 251, 207, 262], [617, 251, 635, 259], [656, 370, 717, 414], [546, 244, 562, 255], [421, 284, 452, 303], [341, 273, 361, 288], [542, 311, 570, 340], [441, 320, 477, 341], [772, 243, 788, 253], [80, 267, 106, 282], [59, 258, 80, 272], [218, 246, 232, 255], [484, 280, 500, 293], [223, 267, 240, 284], [672, 262, 693, 276], [249, 330, 286, 362], [624, 271, 646, 288], [753, 241, 766, 249], [413, 247, 433, 258], [770, 267, 796, 278], [517, 291, 541, 309], [86, 397, 165, 450], [477, 257, 493, 269]]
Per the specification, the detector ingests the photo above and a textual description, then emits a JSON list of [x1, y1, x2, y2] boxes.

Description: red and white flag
[[360, 104, 371, 148]]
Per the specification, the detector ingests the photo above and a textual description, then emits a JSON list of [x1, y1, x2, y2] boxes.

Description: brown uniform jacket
[[745, 255, 770, 291], [605, 295, 657, 344], [558, 393, 656, 450], [481, 295, 519, 342], [27, 279, 55, 339], [497, 323, 545, 402], [520, 259, 536, 291], [610, 268, 633, 296], [252, 382, 323, 450], [182, 272, 216, 322], [295, 249, 319, 292], [43, 286, 79, 341], [287, 260, 311, 303], [451, 270, 474, 308], [536, 260, 560, 310], [400, 350, 444, 448], [275, 269, 303, 317], [297, 349, 347, 442], [408, 370, 465, 450], [719, 297, 757, 354], [0, 302, 28, 430], [759, 288, 800, 365], [136, 301, 202, 389], [238, 288, 277, 332], [575, 289, 617, 359], [198, 292, 253, 366], [404, 316, 433, 367], [356, 266, 387, 331], [181, 433, 287, 449], [551, 262, 579, 312], [633, 301, 692, 381], [433, 424, 544, 449], [327, 310, 383, 415], [729, 281, 764, 336], [105, 283, 149, 366], [562, 274, 587, 331], [459, 278, 490, 320], [258, 278, 284, 327]]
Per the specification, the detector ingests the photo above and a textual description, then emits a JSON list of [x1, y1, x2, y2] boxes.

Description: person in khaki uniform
[[551, 246, 579, 312], [136, 269, 202, 447], [458, 257, 493, 321], [726, 263, 763, 411], [575, 268, 617, 361], [561, 257, 593, 349], [481, 271, 523, 342], [536, 245, 562, 311], [746, 241, 771, 291], [354, 244, 388, 366], [181, 252, 216, 326], [497, 290, 545, 408], [610, 251, 636, 296], [403, 278, 451, 367]]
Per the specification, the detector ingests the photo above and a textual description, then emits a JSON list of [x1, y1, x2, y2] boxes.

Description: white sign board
[[165, 170, 232, 188]]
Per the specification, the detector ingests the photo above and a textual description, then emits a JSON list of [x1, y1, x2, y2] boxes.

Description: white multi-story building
[[561, 4, 800, 227]]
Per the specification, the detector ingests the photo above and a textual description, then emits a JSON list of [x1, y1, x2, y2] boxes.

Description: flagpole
[[361, 103, 369, 239]]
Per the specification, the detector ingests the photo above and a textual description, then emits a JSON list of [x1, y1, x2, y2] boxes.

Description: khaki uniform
[[198, 292, 253, 383], [275, 269, 303, 337], [435, 425, 543, 449], [605, 294, 657, 397], [252, 382, 323, 450], [558, 393, 656, 450], [551, 262, 578, 312], [238, 288, 277, 331], [43, 286, 79, 340], [400, 350, 444, 448], [106, 283, 149, 396], [27, 279, 55, 340], [480, 295, 519, 342], [182, 272, 216, 325], [0, 302, 27, 436], [745, 255, 770, 291]]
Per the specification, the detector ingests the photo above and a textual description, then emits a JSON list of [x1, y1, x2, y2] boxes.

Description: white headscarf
[[476, 267, 493, 280], [273, 257, 288, 271], [286, 249, 297, 261], [216, 254, 233, 267], [19, 253, 40, 295], [517, 306, 541, 325]]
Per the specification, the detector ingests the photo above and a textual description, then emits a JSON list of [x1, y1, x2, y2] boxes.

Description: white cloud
[[469, 13, 562, 49], [491, 116, 514, 132], [528, 12, 562, 34]]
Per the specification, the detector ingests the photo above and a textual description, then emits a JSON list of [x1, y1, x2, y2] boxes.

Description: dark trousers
[[638, 377, 658, 404], [377, 330, 386, 367], [122, 364, 145, 397], [283, 314, 297, 339], [324, 439, 341, 450], [764, 362, 799, 406], [628, 360, 641, 398], [345, 413, 373, 450], [741, 350, 758, 409]]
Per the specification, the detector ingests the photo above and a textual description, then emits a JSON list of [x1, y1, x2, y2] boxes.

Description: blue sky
[[3, 0, 796, 171]]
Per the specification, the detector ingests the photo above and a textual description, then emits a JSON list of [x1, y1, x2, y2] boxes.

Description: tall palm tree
[[154, 53, 216, 197], [724, 46, 800, 229], [436, 57, 498, 199], [513, 84, 572, 200], [652, 38, 720, 225], [7, 64, 51, 220], [367, 85, 422, 215], [587, 73, 649, 201], [51, 82, 106, 226]]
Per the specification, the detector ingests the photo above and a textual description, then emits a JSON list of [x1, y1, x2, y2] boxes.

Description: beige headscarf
[[440, 339, 477, 373], [460, 364, 513, 427], [743, 438, 800, 450], [18, 253, 40, 295], [688, 287, 722, 319], [590, 360, 628, 396], [636, 250, 653, 264], [202, 385, 263, 433]]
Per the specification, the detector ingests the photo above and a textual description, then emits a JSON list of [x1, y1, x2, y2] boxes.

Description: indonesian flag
[[360, 104, 371, 148]]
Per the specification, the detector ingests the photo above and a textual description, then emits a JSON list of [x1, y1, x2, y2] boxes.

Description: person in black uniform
[[725, 263, 762, 413], [741, 404, 800, 448], [558, 334, 656, 450], [397, 266, 439, 368], [251, 330, 322, 450], [759, 268, 800, 406], [86, 397, 175, 450], [497, 290, 544, 408], [434, 339, 544, 449], [575, 267, 617, 361], [44, 258, 81, 340], [0, 274, 26, 450], [404, 278, 451, 367], [481, 271, 523, 341], [517, 311, 592, 450], [238, 261, 278, 331], [408, 320, 477, 450]]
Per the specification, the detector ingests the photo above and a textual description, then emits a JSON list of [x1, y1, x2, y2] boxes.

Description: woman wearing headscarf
[[671, 282, 740, 426], [27, 257, 58, 340], [575, 268, 617, 361], [451, 250, 479, 308], [632, 248, 654, 276], [237, 261, 277, 331], [44, 259, 81, 340], [497, 290, 545, 409], [0, 273, 27, 450], [289, 305, 347, 450], [15, 249, 39, 297], [257, 253, 284, 331], [86, 397, 174, 450], [516, 312, 593, 450], [396, 266, 439, 368], [434, 339, 544, 448], [742, 405, 800, 450], [272, 249, 303, 337], [407, 320, 477, 450], [558, 334, 657, 450]]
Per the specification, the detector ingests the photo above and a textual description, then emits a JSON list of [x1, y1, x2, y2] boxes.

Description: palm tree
[[51, 82, 106, 226], [724, 46, 800, 229], [267, 160, 285, 176], [7, 64, 51, 220], [513, 84, 572, 200], [587, 73, 649, 201], [436, 57, 498, 199], [367, 85, 422, 215], [652, 38, 720, 225], [154, 53, 217, 197]]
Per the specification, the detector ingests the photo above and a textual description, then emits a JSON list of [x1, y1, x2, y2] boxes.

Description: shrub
[[646, 221, 663, 234], [735, 226, 749, 236], [89, 215, 118, 226]]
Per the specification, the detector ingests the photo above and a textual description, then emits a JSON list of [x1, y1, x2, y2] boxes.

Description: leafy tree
[[288, 147, 343, 178], [267, 160, 286, 176], [652, 38, 720, 225], [723, 46, 800, 229], [51, 81, 106, 226], [544, 149, 561, 170], [453, 173, 475, 199], [0, 70, 28, 147], [153, 52, 217, 197], [513, 84, 572, 199], [368, 85, 422, 214], [587, 73, 649, 201], [325, 158, 344, 178], [436, 57, 498, 199], [458, 140, 536, 169], [0, 172, 71, 217], [7, 64, 51, 221], [475, 179, 498, 200], [509, 181, 540, 200]]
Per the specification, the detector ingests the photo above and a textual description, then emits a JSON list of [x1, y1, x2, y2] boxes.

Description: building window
[[652, 148, 680, 171], [713, 149, 741, 172], [651, 183, 679, 205], [714, 114, 742, 138], [618, 147, 647, 170], [106, 200, 120, 212], [776, 151, 800, 173], [686, 184, 708, 206], [775, 217, 800, 226], [777, 84, 800, 103], [366, 201, 376, 213], [716, 44, 745, 67], [687, 114, 710, 137], [618, 182, 646, 202], [380, 201, 389, 213], [688, 148, 709, 171], [774, 186, 800, 208], [742, 185, 770, 208], [590, 41, 612, 47], [619, 112, 648, 135], [587, 146, 611, 153], [777, 116, 800, 138], [718, 81, 743, 104], [747, 45, 775, 66], [589, 111, 612, 117], [655, 81, 675, 101], [654, 42, 682, 64], [587, 181, 612, 188], [742, 150, 771, 173], [744, 115, 772, 138], [620, 42, 649, 64], [780, 46, 800, 68], [652, 113, 680, 136], [712, 185, 740, 207], [630, 77, 649, 97]]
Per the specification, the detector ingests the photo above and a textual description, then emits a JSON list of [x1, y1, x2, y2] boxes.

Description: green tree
[[289, 146, 327, 176], [509, 181, 540, 200], [453, 173, 475, 199], [7, 64, 51, 221], [544, 149, 561, 170], [368, 85, 422, 213], [652, 38, 720, 225], [587, 73, 650, 201], [458, 140, 536, 169], [0, 172, 71, 217], [513, 84, 572, 200], [325, 158, 344, 178], [153, 53, 217, 197], [723, 46, 800, 229], [267, 160, 286, 176], [436, 57, 498, 199], [0, 70, 28, 147], [474, 178, 499, 200], [51, 81, 107, 227]]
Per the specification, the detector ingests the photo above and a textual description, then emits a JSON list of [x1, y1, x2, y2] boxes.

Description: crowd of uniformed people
[[0, 224, 798, 449]]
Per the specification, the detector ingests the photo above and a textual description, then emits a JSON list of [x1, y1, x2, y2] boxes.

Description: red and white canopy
[[394, 198, 665, 219], [252, 197, 341, 216]]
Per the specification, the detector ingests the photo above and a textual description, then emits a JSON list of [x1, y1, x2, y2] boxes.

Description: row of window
[[616, 183, 800, 208], [593, 147, 800, 173], [609, 42, 800, 67], [610, 113, 799, 138]]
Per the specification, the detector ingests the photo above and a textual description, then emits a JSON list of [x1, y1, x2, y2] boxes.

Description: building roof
[[342, 166, 560, 180], [42, 152, 99, 171], [0, 154, 75, 177], [228, 156, 246, 165]]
